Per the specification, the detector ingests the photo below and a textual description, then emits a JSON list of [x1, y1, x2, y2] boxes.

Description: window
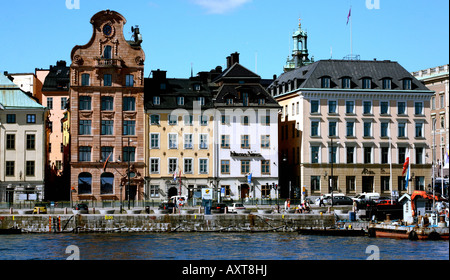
[[221, 160, 230, 174], [261, 160, 270, 175], [346, 121, 354, 137], [398, 122, 406, 137], [103, 46, 112, 59], [79, 96, 91, 110], [241, 160, 250, 174], [328, 100, 337, 114], [362, 78, 371, 89], [329, 121, 337, 137], [415, 176, 425, 191], [61, 97, 67, 110], [329, 146, 337, 163], [6, 114, 16, 123], [48, 121, 53, 133], [150, 185, 160, 198], [150, 115, 160, 125], [403, 79, 411, 90], [47, 97, 53, 110], [184, 159, 193, 174], [79, 120, 91, 135], [184, 115, 193, 126], [199, 134, 208, 149], [27, 114, 36, 123], [311, 146, 320, 163], [123, 147, 135, 162], [380, 101, 389, 115], [241, 135, 250, 149], [101, 96, 114, 111], [364, 147, 372, 164], [311, 121, 319, 137], [440, 94, 445, 109], [346, 147, 355, 163], [197, 97, 205, 106], [310, 100, 319, 113], [381, 122, 389, 137], [101, 147, 113, 162], [200, 115, 208, 126], [221, 135, 230, 148], [123, 97, 136, 111], [79, 146, 91, 162], [199, 159, 208, 174], [241, 116, 249, 126], [414, 102, 423, 115], [81, 74, 90, 86], [150, 158, 160, 174], [261, 135, 270, 148], [242, 93, 249, 106], [381, 176, 390, 191], [382, 78, 392, 89], [168, 134, 178, 149], [397, 101, 406, 115], [221, 115, 230, 125], [261, 184, 270, 198], [261, 114, 270, 126], [104, 74, 112, 86], [153, 96, 160, 105], [226, 98, 233, 105], [101, 120, 113, 135], [78, 172, 92, 194], [311, 176, 320, 191], [432, 96, 436, 110], [342, 77, 351, 89], [100, 173, 114, 194], [415, 122, 423, 138], [363, 101, 372, 114], [363, 121, 372, 137], [321, 77, 331, 88], [150, 134, 159, 149], [177, 97, 184, 106], [381, 147, 389, 164], [346, 101, 354, 114], [416, 147, 423, 164], [258, 98, 265, 105], [398, 147, 406, 164], [168, 114, 178, 125], [6, 161, 15, 176], [26, 134, 36, 150], [184, 134, 193, 149], [6, 134, 15, 150], [125, 75, 134, 87], [441, 116, 445, 129], [346, 176, 356, 192]]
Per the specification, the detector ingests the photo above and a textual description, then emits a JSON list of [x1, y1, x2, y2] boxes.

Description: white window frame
[[199, 158, 208, 174], [150, 133, 160, 149], [168, 133, 178, 149], [150, 157, 160, 174]]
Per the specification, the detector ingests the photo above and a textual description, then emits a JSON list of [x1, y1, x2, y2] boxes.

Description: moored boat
[[298, 227, 366, 237], [368, 223, 448, 240]]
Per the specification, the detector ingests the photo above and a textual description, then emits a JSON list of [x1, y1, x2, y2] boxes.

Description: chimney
[[231, 52, 240, 65], [226, 56, 232, 69], [152, 69, 167, 81]]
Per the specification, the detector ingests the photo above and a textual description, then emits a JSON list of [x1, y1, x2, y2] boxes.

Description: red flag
[[401, 156, 409, 176], [103, 152, 112, 172], [347, 7, 351, 25]]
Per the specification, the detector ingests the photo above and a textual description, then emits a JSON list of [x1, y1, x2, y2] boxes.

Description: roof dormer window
[[321, 77, 331, 88], [402, 79, 412, 90], [382, 78, 392, 90], [341, 77, 351, 89], [362, 78, 372, 89]]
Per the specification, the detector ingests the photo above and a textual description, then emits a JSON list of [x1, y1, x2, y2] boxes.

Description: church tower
[[284, 19, 313, 72]]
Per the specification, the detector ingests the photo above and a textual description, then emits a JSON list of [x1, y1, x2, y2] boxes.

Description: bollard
[[64, 207, 68, 214], [10, 207, 13, 215]]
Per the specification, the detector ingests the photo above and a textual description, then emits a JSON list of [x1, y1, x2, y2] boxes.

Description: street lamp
[[271, 183, 280, 212]]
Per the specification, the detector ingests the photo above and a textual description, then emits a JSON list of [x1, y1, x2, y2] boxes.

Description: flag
[[401, 152, 410, 176], [404, 161, 411, 191], [445, 145, 449, 167], [247, 173, 252, 184], [103, 152, 112, 172], [346, 7, 351, 25], [403, 150, 411, 190], [173, 168, 177, 181]]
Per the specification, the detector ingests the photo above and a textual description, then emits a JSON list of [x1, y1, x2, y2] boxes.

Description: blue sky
[[0, 0, 448, 79]]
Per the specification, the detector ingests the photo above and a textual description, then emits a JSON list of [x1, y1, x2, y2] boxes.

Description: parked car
[[228, 203, 245, 213], [330, 196, 354, 205], [73, 203, 89, 214], [352, 192, 380, 202], [158, 202, 176, 213], [33, 203, 47, 214], [315, 193, 346, 205], [211, 203, 228, 213]]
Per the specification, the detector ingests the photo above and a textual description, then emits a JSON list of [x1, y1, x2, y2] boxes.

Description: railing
[[95, 58, 122, 68]]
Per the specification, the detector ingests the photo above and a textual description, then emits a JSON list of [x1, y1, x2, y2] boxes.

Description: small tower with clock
[[284, 18, 313, 72]]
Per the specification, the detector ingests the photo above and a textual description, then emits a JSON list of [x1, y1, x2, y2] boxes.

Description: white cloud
[[192, 0, 252, 14]]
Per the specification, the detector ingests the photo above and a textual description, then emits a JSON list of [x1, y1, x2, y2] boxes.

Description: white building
[[0, 72, 47, 203]]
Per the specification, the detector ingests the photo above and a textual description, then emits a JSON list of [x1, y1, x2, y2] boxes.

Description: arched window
[[78, 172, 92, 194], [101, 172, 114, 194]]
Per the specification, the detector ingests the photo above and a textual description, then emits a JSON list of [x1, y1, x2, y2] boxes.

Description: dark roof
[[42, 61, 70, 92], [269, 59, 430, 92]]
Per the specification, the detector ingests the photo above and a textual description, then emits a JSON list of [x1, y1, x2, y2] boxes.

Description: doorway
[[168, 186, 178, 198], [362, 176, 374, 193], [240, 184, 249, 202]]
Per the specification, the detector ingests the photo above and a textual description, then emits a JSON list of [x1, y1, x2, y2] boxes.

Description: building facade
[[412, 64, 449, 177], [69, 10, 146, 204], [269, 59, 434, 199], [0, 72, 47, 203], [144, 69, 216, 203]]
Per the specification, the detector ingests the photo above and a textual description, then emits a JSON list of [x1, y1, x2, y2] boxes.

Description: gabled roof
[[214, 63, 261, 83], [270, 59, 431, 92], [0, 72, 46, 109]]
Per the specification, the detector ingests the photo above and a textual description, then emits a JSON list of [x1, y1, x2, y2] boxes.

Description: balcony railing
[[95, 58, 123, 68]]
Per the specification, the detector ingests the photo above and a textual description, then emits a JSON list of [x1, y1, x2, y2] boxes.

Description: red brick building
[[69, 10, 145, 205]]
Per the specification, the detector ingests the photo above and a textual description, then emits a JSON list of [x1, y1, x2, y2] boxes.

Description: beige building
[[412, 64, 449, 177], [269, 59, 434, 198], [69, 10, 146, 205]]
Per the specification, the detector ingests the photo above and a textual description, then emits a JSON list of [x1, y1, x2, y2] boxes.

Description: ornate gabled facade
[[69, 10, 146, 204]]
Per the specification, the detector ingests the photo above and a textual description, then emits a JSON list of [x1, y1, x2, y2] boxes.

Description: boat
[[368, 223, 448, 240], [0, 227, 22, 234], [298, 227, 366, 237]]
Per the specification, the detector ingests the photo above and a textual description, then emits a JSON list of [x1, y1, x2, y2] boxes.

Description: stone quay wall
[[0, 213, 336, 233]]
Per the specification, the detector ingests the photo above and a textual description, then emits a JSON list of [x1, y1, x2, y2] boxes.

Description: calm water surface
[[0, 232, 448, 260]]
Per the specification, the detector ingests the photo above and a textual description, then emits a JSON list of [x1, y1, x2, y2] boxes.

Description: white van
[[352, 192, 380, 202]]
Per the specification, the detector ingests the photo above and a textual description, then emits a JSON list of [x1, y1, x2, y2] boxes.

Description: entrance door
[[362, 176, 374, 193], [240, 184, 249, 202], [125, 185, 137, 201], [168, 186, 178, 198]]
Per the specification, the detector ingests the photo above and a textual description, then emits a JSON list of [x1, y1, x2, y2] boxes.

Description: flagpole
[[350, 5, 353, 57]]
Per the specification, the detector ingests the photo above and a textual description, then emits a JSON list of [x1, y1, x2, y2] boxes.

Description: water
[[0, 233, 448, 260]]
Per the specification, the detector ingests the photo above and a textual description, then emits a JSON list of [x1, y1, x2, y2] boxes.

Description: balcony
[[95, 58, 123, 68]]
